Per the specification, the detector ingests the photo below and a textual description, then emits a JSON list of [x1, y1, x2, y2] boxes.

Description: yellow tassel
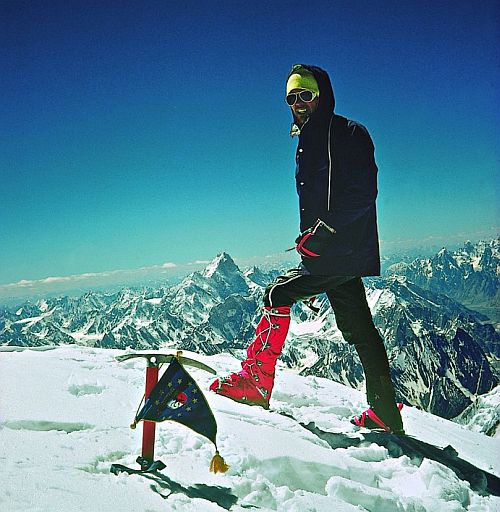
[[209, 451, 229, 474]]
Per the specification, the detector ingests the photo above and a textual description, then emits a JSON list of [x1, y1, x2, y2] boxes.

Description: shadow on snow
[[302, 421, 500, 497]]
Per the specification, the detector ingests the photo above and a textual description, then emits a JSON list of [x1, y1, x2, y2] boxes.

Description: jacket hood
[[287, 64, 335, 127]]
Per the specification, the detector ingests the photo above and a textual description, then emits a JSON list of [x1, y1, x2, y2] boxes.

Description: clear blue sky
[[0, 0, 498, 297]]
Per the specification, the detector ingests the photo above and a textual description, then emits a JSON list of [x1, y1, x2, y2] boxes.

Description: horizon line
[[1, 233, 498, 302]]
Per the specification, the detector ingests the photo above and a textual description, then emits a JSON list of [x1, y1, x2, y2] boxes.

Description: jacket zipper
[[327, 116, 333, 212]]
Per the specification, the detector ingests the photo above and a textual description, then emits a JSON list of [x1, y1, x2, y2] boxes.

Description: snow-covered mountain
[[1, 345, 499, 511], [1, 251, 498, 425], [0, 253, 270, 353], [453, 386, 500, 437], [386, 238, 499, 322]]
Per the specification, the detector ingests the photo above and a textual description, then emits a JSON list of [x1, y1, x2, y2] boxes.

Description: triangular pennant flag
[[132, 357, 228, 473]]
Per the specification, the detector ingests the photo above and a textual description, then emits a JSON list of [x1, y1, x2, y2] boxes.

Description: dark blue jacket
[[291, 65, 381, 276]]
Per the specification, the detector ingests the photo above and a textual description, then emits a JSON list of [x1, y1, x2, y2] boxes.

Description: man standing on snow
[[210, 64, 404, 434]]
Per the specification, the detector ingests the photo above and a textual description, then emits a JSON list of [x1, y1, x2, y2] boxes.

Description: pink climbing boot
[[209, 306, 291, 409], [352, 375, 405, 434], [352, 403, 404, 434]]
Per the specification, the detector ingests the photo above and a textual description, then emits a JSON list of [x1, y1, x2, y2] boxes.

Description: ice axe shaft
[[142, 362, 159, 461]]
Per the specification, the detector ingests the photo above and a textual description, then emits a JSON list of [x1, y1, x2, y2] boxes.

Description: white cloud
[[161, 262, 177, 268], [2, 279, 36, 289], [41, 276, 73, 284], [0, 260, 187, 299]]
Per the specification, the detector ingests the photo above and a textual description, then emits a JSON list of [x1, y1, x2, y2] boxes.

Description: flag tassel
[[210, 449, 229, 474]]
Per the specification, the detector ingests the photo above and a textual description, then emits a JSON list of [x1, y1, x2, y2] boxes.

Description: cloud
[[4, 279, 36, 289], [41, 276, 73, 284], [0, 261, 180, 295], [161, 262, 177, 268], [1, 273, 104, 291]]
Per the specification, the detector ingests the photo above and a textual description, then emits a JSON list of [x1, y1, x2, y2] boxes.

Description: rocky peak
[[479, 246, 494, 270], [462, 240, 475, 255], [203, 252, 240, 279], [197, 252, 249, 299], [433, 247, 457, 269], [244, 266, 270, 287]]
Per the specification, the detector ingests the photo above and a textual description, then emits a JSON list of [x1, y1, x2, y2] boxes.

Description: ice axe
[[113, 350, 216, 472]]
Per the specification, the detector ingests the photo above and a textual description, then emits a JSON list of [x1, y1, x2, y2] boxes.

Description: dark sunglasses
[[285, 89, 318, 106]]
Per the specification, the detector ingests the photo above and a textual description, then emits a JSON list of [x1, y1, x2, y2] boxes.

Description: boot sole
[[350, 419, 405, 435], [214, 390, 270, 410]]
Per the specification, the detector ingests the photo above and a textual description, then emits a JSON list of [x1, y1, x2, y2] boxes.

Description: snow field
[[1, 346, 499, 511]]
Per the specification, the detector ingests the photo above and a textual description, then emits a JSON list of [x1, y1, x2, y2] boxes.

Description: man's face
[[288, 88, 319, 125]]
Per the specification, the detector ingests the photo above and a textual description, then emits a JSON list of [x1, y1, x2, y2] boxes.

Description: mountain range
[[386, 238, 499, 322], [1, 240, 498, 430]]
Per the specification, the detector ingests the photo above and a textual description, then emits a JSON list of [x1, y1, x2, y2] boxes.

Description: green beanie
[[286, 66, 319, 96]]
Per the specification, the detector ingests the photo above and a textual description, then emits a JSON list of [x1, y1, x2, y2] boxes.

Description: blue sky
[[0, 0, 498, 299]]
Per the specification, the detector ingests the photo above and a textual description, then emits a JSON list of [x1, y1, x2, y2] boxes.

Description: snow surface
[[144, 297, 162, 305], [1, 346, 499, 511]]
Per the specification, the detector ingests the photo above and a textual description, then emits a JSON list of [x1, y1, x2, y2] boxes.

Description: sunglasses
[[285, 89, 318, 106]]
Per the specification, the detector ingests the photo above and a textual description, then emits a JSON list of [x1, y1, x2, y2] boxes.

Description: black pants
[[263, 268, 391, 388]]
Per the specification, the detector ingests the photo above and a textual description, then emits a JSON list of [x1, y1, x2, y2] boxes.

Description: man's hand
[[295, 219, 336, 258]]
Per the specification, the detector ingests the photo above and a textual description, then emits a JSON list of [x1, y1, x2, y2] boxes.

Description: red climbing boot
[[352, 375, 405, 434], [352, 402, 404, 434], [209, 306, 291, 409]]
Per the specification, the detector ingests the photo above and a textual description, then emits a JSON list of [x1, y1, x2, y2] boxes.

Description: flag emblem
[[167, 392, 188, 409]]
